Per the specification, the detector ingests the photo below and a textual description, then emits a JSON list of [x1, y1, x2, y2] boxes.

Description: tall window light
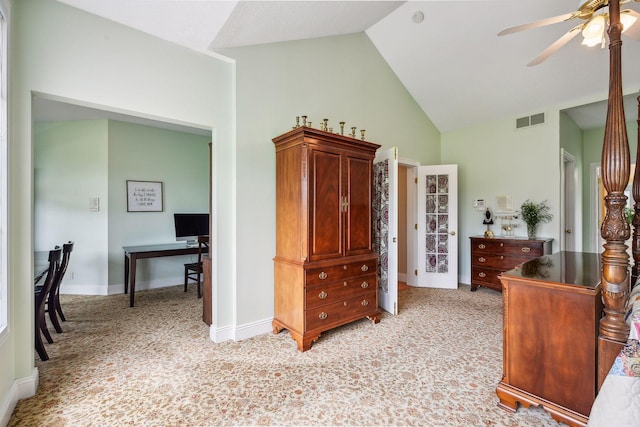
[[0, 4, 8, 336]]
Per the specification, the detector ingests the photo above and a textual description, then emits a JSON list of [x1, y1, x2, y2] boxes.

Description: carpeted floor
[[10, 284, 563, 426]]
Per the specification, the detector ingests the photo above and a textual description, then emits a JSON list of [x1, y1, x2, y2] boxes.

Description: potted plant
[[520, 199, 552, 239]]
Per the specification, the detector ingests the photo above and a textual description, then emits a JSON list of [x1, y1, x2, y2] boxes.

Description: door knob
[[449, 231, 456, 236], [565, 229, 572, 234]]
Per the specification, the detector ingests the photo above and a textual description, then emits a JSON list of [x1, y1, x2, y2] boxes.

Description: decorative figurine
[[483, 208, 494, 239], [340, 121, 345, 135], [323, 118, 329, 131], [361, 129, 366, 141], [350, 127, 357, 138], [293, 116, 300, 129], [301, 115, 307, 127]]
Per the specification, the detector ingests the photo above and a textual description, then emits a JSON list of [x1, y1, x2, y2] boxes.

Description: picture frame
[[126, 180, 163, 212]]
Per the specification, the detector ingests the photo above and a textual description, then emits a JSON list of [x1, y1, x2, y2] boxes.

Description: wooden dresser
[[469, 236, 552, 292], [496, 251, 603, 427], [272, 127, 381, 352]]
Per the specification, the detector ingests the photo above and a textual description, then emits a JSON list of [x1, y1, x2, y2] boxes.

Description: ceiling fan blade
[[621, 9, 640, 40], [498, 12, 577, 36], [527, 25, 583, 66]]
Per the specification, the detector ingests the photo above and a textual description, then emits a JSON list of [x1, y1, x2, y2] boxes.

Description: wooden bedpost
[[632, 94, 640, 287], [598, 0, 631, 389]]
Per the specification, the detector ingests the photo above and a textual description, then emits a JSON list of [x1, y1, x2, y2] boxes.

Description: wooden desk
[[496, 251, 603, 427], [123, 243, 200, 307]]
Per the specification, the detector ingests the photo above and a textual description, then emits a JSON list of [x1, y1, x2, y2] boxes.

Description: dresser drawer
[[306, 292, 377, 331], [474, 239, 544, 255], [471, 266, 503, 289], [472, 254, 533, 270], [305, 259, 377, 286], [306, 275, 375, 309]]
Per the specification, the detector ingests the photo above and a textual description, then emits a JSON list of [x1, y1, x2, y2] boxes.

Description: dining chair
[[35, 247, 62, 361], [184, 235, 209, 298], [46, 241, 74, 333]]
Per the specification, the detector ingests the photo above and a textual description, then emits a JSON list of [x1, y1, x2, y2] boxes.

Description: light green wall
[[216, 33, 440, 325], [5, 0, 234, 407], [34, 120, 110, 294], [442, 110, 562, 285], [108, 120, 210, 291], [581, 121, 638, 251]]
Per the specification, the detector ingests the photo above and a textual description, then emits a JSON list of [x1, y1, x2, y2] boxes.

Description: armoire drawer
[[305, 292, 377, 331], [305, 275, 375, 309], [305, 259, 377, 286]]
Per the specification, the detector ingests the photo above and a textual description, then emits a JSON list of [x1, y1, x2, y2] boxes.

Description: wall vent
[[515, 112, 545, 129]]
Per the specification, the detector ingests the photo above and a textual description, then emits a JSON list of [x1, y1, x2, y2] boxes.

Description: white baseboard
[[233, 317, 273, 341], [398, 272, 407, 283], [0, 368, 38, 427], [59, 277, 185, 296], [209, 318, 273, 344], [209, 323, 234, 343]]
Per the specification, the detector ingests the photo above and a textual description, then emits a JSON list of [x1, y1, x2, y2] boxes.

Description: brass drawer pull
[[361, 264, 369, 272], [500, 255, 504, 259], [361, 299, 369, 307], [478, 244, 486, 249], [319, 272, 327, 280], [479, 272, 486, 278], [343, 265, 348, 270], [319, 291, 327, 299], [521, 247, 531, 253], [479, 257, 486, 263], [361, 281, 369, 288], [319, 312, 327, 320]]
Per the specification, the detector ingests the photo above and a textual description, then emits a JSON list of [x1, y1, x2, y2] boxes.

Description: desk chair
[[184, 235, 209, 298], [35, 247, 62, 361]]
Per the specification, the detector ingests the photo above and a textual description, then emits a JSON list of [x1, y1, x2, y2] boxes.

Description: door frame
[[401, 158, 421, 287], [560, 149, 578, 251]]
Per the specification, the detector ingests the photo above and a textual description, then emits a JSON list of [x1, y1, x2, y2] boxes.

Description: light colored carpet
[[10, 284, 563, 426]]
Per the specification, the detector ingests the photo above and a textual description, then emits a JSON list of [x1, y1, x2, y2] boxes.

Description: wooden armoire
[[272, 126, 381, 351]]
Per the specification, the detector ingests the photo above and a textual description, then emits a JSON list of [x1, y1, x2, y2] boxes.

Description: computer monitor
[[174, 213, 209, 246]]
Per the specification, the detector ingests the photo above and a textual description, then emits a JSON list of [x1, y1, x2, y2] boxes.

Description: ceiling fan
[[498, 0, 640, 66]]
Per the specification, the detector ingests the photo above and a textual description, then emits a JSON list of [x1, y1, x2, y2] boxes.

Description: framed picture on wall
[[126, 180, 163, 212]]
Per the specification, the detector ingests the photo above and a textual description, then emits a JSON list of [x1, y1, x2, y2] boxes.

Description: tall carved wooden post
[[599, 0, 631, 388], [632, 95, 640, 286]]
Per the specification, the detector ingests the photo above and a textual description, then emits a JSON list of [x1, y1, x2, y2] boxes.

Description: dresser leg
[[471, 283, 479, 291], [367, 312, 381, 324]]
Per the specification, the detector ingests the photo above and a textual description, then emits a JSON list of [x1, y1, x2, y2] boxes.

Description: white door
[[415, 164, 458, 288], [373, 147, 398, 315]]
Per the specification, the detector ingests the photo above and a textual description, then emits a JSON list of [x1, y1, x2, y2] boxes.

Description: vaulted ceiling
[[52, 0, 640, 133]]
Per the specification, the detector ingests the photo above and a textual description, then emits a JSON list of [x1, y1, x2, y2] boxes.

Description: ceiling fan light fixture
[[581, 14, 606, 46], [621, 11, 638, 33]]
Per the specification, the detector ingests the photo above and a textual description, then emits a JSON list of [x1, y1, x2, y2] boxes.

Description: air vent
[[515, 112, 545, 129]]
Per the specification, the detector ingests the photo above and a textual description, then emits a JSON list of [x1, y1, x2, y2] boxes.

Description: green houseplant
[[520, 199, 552, 239]]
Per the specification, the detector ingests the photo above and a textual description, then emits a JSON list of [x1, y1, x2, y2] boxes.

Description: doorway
[[32, 95, 213, 296]]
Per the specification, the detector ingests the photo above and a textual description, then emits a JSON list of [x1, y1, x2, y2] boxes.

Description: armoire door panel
[[345, 156, 373, 255], [309, 149, 342, 259]]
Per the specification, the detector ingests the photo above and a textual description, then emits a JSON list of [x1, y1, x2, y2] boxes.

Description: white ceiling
[[44, 0, 640, 133]]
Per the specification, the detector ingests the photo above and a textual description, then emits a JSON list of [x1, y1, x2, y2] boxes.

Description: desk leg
[[129, 255, 137, 307], [124, 254, 130, 294]]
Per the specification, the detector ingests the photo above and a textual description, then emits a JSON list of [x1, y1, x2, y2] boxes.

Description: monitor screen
[[174, 213, 209, 243]]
